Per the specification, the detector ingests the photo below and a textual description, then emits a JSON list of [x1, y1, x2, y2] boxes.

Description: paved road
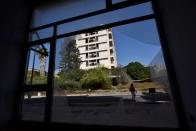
[[22, 94, 178, 128]]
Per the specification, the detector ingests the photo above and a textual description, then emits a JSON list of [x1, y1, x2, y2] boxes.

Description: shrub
[[59, 69, 85, 81], [63, 80, 81, 90], [80, 67, 112, 90], [26, 76, 47, 84], [34, 76, 47, 84], [56, 69, 85, 90]]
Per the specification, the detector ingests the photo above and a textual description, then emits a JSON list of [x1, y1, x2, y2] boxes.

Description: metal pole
[[28, 51, 36, 99], [45, 25, 57, 122], [30, 51, 36, 85]]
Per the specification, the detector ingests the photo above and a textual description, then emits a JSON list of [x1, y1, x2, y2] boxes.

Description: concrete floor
[[22, 94, 179, 128]]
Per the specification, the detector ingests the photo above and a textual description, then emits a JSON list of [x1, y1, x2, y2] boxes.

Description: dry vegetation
[[134, 82, 165, 91], [63, 81, 165, 95]]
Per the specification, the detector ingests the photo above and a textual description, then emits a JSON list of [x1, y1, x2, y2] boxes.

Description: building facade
[[76, 28, 117, 70]]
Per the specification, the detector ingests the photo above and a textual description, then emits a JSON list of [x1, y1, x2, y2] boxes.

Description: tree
[[80, 67, 112, 90], [111, 65, 131, 85], [126, 62, 150, 80], [59, 37, 81, 70], [36, 47, 48, 77], [33, 32, 48, 77]]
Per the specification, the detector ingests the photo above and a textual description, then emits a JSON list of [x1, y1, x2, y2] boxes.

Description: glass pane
[[30, 27, 53, 41], [57, 2, 153, 35], [25, 43, 50, 85], [52, 20, 178, 127], [112, 0, 127, 4], [22, 91, 46, 121], [32, 0, 106, 27]]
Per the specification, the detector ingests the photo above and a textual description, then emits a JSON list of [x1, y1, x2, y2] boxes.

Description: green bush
[[55, 77, 64, 88], [26, 76, 47, 85], [59, 69, 85, 81], [33, 76, 47, 84], [61, 80, 81, 90], [55, 69, 85, 90], [80, 67, 112, 90]]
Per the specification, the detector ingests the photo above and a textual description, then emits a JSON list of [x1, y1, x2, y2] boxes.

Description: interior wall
[[0, 0, 31, 129], [157, 0, 196, 131]]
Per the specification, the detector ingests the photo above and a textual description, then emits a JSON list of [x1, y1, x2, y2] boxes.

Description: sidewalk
[[66, 90, 170, 103]]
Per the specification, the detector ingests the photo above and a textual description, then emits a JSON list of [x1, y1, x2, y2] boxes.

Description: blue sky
[[112, 19, 161, 66], [29, 1, 164, 71], [113, 29, 160, 66], [29, 21, 162, 71]]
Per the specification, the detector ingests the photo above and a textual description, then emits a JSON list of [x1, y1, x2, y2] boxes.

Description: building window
[[109, 41, 113, 47], [89, 44, 97, 50], [86, 53, 88, 58], [86, 46, 88, 51], [85, 31, 98, 36], [89, 60, 97, 66], [109, 33, 112, 39], [89, 36, 98, 43], [85, 38, 88, 43], [89, 52, 97, 58], [110, 49, 114, 55], [111, 57, 114, 64], [90, 31, 98, 35]]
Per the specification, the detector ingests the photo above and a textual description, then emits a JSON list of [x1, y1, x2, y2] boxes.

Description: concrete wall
[[0, 0, 31, 128], [76, 29, 117, 70], [157, 0, 196, 130]]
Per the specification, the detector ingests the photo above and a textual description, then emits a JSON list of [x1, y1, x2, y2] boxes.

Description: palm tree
[[34, 31, 48, 77], [36, 46, 48, 77], [27, 32, 48, 98]]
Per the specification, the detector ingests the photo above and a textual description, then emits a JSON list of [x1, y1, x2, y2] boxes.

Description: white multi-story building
[[76, 28, 117, 70]]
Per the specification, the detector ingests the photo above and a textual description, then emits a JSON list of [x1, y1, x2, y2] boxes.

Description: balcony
[[89, 47, 98, 50], [89, 39, 97, 43], [89, 55, 97, 58], [77, 39, 107, 47], [89, 63, 97, 66]]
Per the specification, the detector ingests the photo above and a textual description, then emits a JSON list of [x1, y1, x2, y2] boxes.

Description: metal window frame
[[18, 0, 187, 130], [151, 1, 187, 130]]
